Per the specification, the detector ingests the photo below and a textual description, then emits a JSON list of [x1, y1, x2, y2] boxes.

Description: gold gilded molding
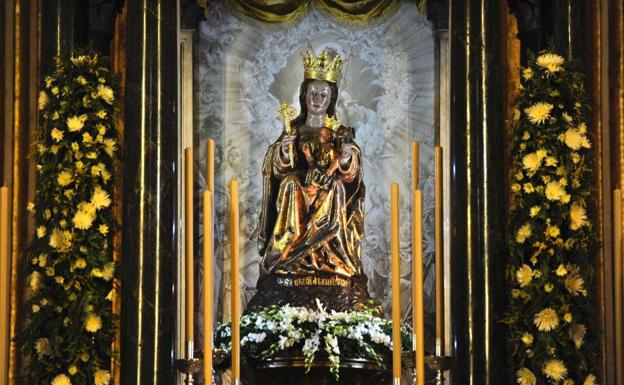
[[111, 3, 127, 385]]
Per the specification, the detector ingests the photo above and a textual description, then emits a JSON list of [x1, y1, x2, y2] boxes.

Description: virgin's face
[[305, 80, 332, 115]]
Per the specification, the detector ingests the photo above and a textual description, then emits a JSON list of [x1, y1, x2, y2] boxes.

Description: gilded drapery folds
[[222, 0, 400, 23]]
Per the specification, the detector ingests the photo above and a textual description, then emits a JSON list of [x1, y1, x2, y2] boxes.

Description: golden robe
[[257, 128, 365, 279]]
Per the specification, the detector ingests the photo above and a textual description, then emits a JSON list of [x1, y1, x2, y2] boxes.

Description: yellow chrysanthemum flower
[[564, 128, 584, 150], [523, 183, 535, 193], [95, 369, 111, 385], [85, 314, 102, 333], [36, 226, 46, 238], [565, 274, 586, 296], [49, 228, 73, 251], [570, 203, 588, 230], [28, 271, 42, 292], [522, 152, 542, 173], [545, 224, 560, 238], [529, 206, 541, 217], [102, 263, 115, 281], [50, 128, 64, 142], [545, 181, 566, 201], [536, 53, 565, 73], [516, 224, 532, 244], [72, 210, 95, 230], [35, 337, 52, 358], [570, 324, 587, 348], [57, 171, 73, 186], [103, 138, 116, 157], [545, 156, 558, 167], [68, 365, 78, 375], [563, 313, 573, 323], [38, 91, 49, 110], [516, 368, 536, 385], [521, 333, 534, 345], [99, 224, 109, 235], [97, 85, 115, 104], [562, 112, 573, 123], [522, 68, 533, 80], [584, 374, 597, 385], [91, 188, 112, 210], [563, 379, 574, 385], [97, 110, 107, 119], [67, 115, 87, 132], [516, 264, 533, 287], [524, 102, 553, 125], [82, 133, 94, 144], [51, 374, 72, 385], [534, 308, 559, 331], [75, 258, 87, 269], [542, 359, 567, 381], [544, 282, 554, 292], [556, 264, 568, 276]]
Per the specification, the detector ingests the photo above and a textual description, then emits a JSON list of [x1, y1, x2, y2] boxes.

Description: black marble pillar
[[509, 0, 592, 66], [449, 1, 508, 384], [120, 1, 179, 384], [40, 0, 81, 73]]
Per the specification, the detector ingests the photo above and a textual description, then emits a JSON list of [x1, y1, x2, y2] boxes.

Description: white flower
[[324, 334, 340, 355]]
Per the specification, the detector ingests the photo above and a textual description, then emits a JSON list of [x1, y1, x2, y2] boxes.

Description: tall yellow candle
[[207, 139, 214, 192], [412, 141, 420, 189], [230, 179, 241, 382], [434, 146, 444, 356], [412, 189, 425, 385], [0, 187, 10, 384], [203, 190, 213, 383], [390, 183, 401, 383], [184, 148, 195, 348], [615, 188, 622, 385]]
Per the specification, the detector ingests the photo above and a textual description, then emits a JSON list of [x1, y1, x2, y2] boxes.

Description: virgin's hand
[[281, 135, 297, 155]]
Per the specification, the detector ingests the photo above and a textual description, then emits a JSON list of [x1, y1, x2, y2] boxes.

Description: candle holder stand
[[424, 355, 451, 385], [176, 342, 202, 385]]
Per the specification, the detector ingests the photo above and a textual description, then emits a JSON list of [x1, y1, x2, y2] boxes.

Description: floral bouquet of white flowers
[[214, 299, 411, 381]]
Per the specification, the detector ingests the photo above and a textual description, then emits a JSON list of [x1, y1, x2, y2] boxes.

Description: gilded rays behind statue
[[247, 50, 371, 312]]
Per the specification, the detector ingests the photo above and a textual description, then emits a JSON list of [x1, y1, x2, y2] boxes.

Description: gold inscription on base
[[277, 276, 349, 287]]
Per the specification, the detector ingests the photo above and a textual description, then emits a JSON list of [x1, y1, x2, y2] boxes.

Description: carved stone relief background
[[194, 1, 438, 350]]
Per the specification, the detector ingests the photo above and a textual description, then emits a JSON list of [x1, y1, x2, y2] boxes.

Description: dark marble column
[[40, 0, 80, 73], [449, 1, 508, 384], [120, 1, 179, 384]]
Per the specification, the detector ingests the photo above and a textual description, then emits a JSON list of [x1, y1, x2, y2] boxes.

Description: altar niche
[[188, 1, 441, 383]]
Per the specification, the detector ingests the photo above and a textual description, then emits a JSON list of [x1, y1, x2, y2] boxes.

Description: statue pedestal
[[241, 357, 391, 385]]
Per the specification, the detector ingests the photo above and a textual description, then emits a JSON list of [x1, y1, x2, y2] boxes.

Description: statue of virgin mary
[[247, 50, 372, 312]]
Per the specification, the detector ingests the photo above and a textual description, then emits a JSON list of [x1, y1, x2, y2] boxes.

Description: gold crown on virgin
[[303, 50, 344, 83]]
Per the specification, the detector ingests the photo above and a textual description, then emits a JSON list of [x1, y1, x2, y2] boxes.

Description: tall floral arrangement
[[22, 53, 119, 385], [506, 51, 599, 385]]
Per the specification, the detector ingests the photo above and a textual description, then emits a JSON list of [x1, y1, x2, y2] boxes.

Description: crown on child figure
[[303, 50, 344, 83], [323, 114, 342, 132]]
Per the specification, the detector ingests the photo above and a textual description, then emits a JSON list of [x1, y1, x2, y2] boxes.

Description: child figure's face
[[319, 127, 332, 144]]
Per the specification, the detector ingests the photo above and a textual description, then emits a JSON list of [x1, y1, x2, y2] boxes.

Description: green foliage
[[21, 53, 119, 385], [505, 51, 599, 385]]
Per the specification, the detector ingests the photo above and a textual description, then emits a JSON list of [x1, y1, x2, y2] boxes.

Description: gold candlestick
[[184, 148, 195, 348], [412, 141, 420, 190], [230, 179, 241, 383], [203, 190, 213, 384], [391, 183, 402, 384], [413, 189, 425, 385], [615, 188, 622, 385], [0, 187, 9, 384], [434, 146, 444, 356], [206, 139, 214, 192]]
